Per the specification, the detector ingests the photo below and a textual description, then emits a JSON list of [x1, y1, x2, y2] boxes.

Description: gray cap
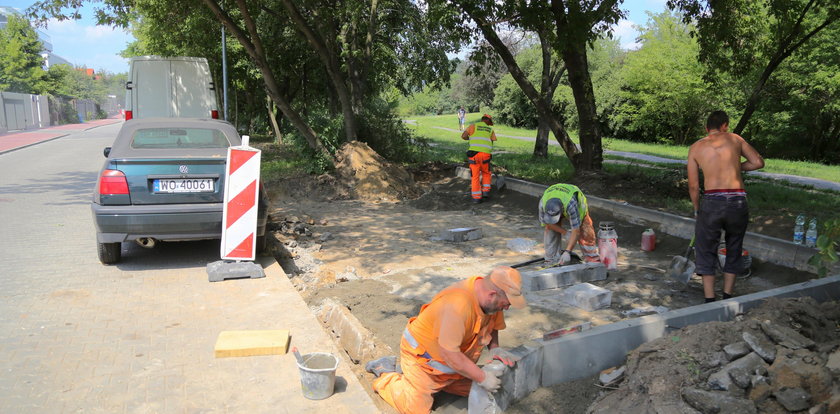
[[540, 198, 563, 224]]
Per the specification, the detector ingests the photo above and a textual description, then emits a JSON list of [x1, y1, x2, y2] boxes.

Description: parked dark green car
[[91, 118, 268, 264]]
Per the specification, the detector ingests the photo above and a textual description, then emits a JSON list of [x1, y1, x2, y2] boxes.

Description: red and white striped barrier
[[220, 136, 261, 261]]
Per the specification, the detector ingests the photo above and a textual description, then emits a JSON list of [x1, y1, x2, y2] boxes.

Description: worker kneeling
[[367, 266, 526, 414], [539, 183, 600, 264]]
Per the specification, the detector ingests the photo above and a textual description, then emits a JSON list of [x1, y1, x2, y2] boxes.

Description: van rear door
[[172, 60, 215, 118], [133, 60, 174, 118]]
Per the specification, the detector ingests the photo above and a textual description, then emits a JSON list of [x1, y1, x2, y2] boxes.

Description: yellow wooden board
[[214, 330, 290, 358]]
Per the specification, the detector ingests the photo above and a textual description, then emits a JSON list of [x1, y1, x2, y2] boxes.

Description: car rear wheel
[[98, 242, 121, 264]]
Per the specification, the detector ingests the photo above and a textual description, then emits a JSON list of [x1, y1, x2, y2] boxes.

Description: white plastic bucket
[[297, 352, 339, 400], [598, 222, 618, 270]]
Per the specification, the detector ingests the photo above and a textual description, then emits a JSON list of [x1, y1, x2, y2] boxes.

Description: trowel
[[668, 235, 696, 284]]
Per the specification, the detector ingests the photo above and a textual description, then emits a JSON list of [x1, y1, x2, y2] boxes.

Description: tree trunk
[[267, 95, 282, 144], [561, 42, 603, 170], [533, 33, 563, 159], [534, 119, 549, 158]]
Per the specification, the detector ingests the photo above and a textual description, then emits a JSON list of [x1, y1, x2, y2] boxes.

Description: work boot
[[472, 198, 483, 204], [482, 192, 491, 199], [365, 356, 397, 378]]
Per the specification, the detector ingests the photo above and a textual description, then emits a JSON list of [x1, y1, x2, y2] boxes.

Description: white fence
[[0, 91, 51, 134]]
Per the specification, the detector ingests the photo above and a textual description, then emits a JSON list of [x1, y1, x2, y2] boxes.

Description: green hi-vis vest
[[468, 122, 494, 154], [540, 183, 588, 219]]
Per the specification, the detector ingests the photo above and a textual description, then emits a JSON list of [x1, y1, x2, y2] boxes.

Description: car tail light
[[211, 110, 219, 119], [99, 170, 129, 195], [125, 110, 133, 120]]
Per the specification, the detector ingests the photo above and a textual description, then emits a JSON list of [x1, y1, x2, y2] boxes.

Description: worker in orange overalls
[[461, 114, 497, 204], [365, 266, 526, 414]]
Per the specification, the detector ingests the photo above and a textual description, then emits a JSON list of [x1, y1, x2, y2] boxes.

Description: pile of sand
[[335, 141, 421, 201]]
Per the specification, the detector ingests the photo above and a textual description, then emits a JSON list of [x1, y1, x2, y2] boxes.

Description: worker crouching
[[539, 183, 600, 264], [366, 266, 526, 414]]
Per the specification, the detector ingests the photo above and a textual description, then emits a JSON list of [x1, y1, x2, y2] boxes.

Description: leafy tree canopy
[[0, 14, 47, 93]]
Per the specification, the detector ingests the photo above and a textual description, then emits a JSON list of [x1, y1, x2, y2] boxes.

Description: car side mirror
[[103, 147, 111, 157]]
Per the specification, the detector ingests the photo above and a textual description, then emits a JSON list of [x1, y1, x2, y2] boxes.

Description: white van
[[124, 56, 219, 120]]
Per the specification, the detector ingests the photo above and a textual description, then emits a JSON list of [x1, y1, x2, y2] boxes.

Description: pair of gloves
[[476, 348, 520, 393]]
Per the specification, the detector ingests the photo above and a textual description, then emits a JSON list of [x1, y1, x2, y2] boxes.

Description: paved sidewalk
[[0, 127, 380, 413], [0, 117, 122, 154], [430, 125, 840, 192], [0, 256, 380, 413]]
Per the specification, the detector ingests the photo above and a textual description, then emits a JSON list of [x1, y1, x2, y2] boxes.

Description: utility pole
[[221, 12, 229, 120]]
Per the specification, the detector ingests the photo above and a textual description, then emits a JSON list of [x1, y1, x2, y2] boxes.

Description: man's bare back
[[687, 124, 764, 212]]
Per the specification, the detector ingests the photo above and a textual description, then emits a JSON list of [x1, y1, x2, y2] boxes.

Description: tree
[[610, 11, 715, 145], [0, 14, 47, 93], [744, 21, 840, 163], [30, 0, 464, 165], [668, 0, 840, 135], [447, 0, 624, 170], [490, 39, 570, 158], [448, 0, 582, 166], [547, 0, 625, 170]]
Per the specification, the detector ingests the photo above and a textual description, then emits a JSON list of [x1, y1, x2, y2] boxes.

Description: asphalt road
[[0, 123, 377, 413]]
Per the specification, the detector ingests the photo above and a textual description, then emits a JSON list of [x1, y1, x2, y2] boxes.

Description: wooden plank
[[214, 329, 290, 358]]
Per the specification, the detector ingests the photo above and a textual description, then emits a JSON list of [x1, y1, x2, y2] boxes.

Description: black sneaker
[[365, 356, 397, 377]]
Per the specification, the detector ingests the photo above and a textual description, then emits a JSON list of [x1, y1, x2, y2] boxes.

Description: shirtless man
[[687, 110, 764, 302]]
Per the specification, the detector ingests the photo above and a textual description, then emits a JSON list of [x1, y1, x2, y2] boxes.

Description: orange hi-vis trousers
[[372, 333, 473, 414], [468, 152, 492, 200]]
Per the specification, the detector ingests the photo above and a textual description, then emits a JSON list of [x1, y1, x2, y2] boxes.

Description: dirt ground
[[259, 142, 822, 413]]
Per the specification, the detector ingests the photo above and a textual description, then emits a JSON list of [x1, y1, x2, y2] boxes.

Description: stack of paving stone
[[681, 320, 840, 413]]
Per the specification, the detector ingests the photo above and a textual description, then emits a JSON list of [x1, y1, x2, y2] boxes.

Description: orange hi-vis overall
[[464, 122, 494, 200], [372, 277, 505, 414]]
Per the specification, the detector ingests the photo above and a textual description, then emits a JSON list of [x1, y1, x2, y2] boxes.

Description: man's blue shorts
[[694, 194, 749, 275]]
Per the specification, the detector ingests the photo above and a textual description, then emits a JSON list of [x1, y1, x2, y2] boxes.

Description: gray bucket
[[297, 352, 339, 400]]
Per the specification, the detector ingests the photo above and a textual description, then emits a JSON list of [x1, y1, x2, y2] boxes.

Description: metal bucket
[[297, 352, 339, 400]]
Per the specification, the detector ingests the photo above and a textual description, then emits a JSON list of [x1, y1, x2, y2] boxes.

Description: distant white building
[[0, 5, 73, 69]]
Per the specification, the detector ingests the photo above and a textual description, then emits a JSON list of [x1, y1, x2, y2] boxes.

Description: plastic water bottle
[[598, 222, 618, 270], [793, 214, 805, 245], [805, 218, 818, 248]]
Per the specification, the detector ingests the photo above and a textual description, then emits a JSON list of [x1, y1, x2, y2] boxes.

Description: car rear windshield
[[131, 127, 230, 149]]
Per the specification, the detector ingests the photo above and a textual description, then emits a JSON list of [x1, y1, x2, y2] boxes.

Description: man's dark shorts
[[694, 195, 749, 275]]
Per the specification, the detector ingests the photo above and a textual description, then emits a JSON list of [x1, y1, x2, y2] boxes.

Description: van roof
[[128, 56, 209, 63]]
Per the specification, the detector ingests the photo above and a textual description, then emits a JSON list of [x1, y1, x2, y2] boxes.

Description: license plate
[[153, 178, 214, 193]]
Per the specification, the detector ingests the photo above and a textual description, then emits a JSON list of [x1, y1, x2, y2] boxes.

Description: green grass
[[406, 112, 840, 230], [407, 113, 840, 182]]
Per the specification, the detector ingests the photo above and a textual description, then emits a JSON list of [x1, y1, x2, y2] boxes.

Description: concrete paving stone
[[320, 298, 377, 364], [508, 342, 544, 401], [521, 262, 608, 291], [440, 227, 484, 242], [561, 283, 613, 311]]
